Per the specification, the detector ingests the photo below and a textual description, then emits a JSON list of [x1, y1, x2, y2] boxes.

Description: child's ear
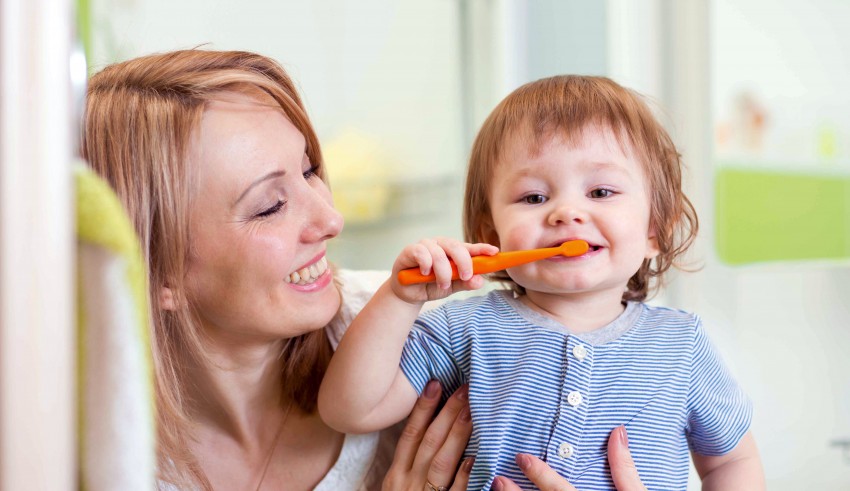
[[479, 216, 500, 248], [159, 286, 178, 311], [645, 227, 661, 259]]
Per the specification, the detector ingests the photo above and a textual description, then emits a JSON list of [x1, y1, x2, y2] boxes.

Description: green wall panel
[[715, 166, 850, 265]]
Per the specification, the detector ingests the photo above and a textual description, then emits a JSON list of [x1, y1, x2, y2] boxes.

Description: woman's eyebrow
[[234, 170, 286, 206]]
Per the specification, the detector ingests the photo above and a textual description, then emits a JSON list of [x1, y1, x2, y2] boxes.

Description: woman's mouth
[[284, 256, 329, 285]]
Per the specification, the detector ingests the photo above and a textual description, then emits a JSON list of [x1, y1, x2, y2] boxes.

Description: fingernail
[[618, 425, 629, 446], [425, 380, 440, 398], [515, 453, 531, 471], [462, 456, 475, 472], [491, 477, 504, 491], [460, 407, 471, 422], [456, 385, 469, 401]]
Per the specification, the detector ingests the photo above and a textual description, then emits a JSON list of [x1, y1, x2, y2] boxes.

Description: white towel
[[76, 164, 155, 490]]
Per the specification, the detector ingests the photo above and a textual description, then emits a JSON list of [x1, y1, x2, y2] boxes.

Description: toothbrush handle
[[397, 255, 506, 286], [396, 240, 588, 285]]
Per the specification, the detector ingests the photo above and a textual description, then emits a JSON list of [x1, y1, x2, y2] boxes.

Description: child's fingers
[[396, 242, 434, 276], [422, 238, 453, 289], [436, 238, 476, 282], [467, 242, 500, 257]]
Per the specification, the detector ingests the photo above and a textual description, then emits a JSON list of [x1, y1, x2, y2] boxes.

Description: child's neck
[[519, 289, 627, 334]]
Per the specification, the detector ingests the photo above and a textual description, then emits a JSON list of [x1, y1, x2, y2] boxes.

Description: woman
[[82, 49, 644, 490]]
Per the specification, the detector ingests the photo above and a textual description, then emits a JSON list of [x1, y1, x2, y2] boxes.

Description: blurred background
[[2, 0, 849, 489]]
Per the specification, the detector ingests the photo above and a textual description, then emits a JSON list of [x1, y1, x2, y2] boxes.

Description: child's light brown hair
[[463, 75, 698, 302]]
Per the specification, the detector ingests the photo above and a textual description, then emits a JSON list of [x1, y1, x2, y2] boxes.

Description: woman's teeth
[[284, 256, 329, 285]]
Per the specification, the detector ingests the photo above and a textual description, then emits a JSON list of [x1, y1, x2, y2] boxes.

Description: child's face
[[487, 124, 659, 300]]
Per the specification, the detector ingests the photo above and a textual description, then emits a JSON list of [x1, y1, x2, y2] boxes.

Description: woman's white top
[[158, 269, 396, 490]]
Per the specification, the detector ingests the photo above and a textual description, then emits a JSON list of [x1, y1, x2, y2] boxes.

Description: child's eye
[[522, 194, 548, 205], [255, 199, 285, 218], [589, 188, 615, 199]]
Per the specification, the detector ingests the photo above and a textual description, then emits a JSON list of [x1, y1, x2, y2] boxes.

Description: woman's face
[[183, 91, 343, 345]]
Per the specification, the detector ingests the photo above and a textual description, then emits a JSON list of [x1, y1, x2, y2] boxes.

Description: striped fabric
[[400, 290, 751, 490]]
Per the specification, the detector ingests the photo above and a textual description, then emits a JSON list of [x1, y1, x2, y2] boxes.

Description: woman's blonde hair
[[81, 49, 333, 488], [463, 75, 698, 301]]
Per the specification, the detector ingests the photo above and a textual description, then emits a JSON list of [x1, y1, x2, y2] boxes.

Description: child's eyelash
[[589, 187, 616, 198]]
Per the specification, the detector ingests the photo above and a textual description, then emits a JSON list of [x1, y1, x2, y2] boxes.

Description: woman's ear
[[159, 286, 177, 311]]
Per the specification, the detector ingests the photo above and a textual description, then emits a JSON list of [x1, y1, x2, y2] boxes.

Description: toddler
[[319, 75, 763, 490]]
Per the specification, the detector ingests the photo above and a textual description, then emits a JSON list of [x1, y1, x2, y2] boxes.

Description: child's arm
[[318, 238, 498, 434], [693, 431, 765, 490]]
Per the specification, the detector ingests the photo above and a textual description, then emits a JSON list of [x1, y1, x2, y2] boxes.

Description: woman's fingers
[[514, 453, 577, 491], [608, 426, 647, 491], [383, 382, 473, 491], [390, 380, 442, 472], [411, 384, 470, 474], [449, 457, 474, 491], [493, 427, 647, 491], [425, 404, 473, 489], [491, 454, 579, 491]]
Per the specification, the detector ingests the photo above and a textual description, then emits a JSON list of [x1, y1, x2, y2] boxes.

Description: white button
[[567, 391, 583, 407], [558, 442, 575, 458], [572, 344, 587, 361]]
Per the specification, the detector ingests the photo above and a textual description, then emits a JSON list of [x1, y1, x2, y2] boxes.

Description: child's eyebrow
[[584, 161, 633, 177]]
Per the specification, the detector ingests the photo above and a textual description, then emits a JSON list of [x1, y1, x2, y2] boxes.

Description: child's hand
[[390, 237, 499, 304]]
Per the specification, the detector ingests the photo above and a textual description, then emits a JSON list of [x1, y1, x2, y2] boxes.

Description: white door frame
[[0, 0, 75, 488]]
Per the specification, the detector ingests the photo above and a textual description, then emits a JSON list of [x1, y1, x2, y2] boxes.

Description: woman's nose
[[303, 191, 344, 243]]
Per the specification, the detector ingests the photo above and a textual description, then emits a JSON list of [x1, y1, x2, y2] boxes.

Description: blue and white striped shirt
[[400, 290, 751, 490]]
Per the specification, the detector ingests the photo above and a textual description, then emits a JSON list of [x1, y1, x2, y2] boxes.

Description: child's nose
[[547, 203, 587, 226]]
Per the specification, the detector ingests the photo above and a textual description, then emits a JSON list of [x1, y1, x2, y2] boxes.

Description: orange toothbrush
[[397, 240, 589, 285]]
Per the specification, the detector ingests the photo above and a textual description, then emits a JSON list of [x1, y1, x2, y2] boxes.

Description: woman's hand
[[383, 381, 474, 491], [390, 237, 498, 304], [491, 426, 647, 491]]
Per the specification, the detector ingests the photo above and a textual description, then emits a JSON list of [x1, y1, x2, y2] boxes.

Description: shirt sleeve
[[686, 318, 753, 455], [399, 305, 467, 398]]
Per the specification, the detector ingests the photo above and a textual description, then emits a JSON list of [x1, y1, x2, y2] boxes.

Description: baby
[[319, 75, 763, 490]]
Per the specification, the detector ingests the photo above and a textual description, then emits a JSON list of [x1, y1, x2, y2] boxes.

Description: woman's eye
[[303, 164, 319, 180], [255, 199, 285, 218], [522, 194, 547, 205], [589, 188, 614, 199]]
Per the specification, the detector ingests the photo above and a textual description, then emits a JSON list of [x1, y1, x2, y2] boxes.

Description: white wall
[[697, 0, 850, 487], [90, 0, 467, 269]]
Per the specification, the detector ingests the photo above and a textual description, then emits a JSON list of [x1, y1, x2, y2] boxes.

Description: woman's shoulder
[[326, 269, 389, 349]]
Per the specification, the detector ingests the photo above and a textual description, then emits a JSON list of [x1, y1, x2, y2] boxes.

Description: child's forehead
[[499, 121, 637, 162]]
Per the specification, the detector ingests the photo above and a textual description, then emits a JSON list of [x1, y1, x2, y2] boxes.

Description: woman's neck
[[185, 337, 288, 444]]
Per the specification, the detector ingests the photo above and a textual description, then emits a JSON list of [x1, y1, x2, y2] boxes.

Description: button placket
[[547, 337, 594, 469]]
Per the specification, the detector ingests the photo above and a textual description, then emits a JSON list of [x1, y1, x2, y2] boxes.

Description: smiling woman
[[80, 49, 476, 490]]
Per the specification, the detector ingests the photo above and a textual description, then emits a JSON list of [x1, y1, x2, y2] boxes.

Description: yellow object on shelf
[[323, 129, 394, 225]]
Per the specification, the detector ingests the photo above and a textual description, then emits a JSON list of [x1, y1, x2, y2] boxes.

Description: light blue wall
[[526, 0, 608, 79]]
